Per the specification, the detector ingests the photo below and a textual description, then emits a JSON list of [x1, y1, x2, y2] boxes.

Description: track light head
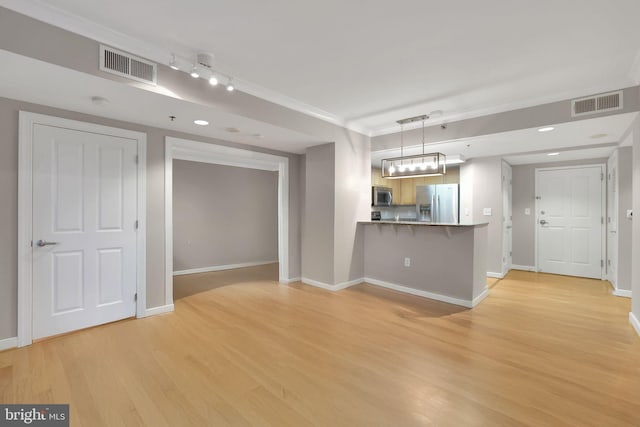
[[190, 66, 199, 78]]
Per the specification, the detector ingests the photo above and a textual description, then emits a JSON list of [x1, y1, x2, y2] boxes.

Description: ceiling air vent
[[99, 45, 157, 85], [571, 91, 623, 117]]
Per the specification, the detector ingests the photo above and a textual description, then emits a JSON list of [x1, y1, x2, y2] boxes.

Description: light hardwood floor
[[1, 267, 639, 426]]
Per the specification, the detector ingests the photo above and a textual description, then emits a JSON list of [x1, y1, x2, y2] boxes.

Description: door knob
[[539, 220, 547, 225], [36, 240, 59, 247]]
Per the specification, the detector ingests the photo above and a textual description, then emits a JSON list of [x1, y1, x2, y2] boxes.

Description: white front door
[[606, 152, 618, 286], [536, 166, 603, 279], [32, 124, 138, 339]]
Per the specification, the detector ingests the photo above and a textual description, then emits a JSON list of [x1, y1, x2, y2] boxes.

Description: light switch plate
[[524, 208, 531, 215], [483, 208, 492, 216]]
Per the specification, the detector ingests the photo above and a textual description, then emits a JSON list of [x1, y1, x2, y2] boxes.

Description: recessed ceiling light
[[190, 66, 200, 78], [226, 83, 234, 92], [538, 127, 555, 132], [225, 127, 240, 133], [252, 133, 264, 138], [548, 152, 560, 156], [194, 120, 209, 126], [591, 133, 608, 139], [209, 76, 219, 86]]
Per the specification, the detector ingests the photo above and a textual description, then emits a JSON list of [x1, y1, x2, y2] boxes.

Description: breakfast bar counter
[[358, 221, 489, 308]]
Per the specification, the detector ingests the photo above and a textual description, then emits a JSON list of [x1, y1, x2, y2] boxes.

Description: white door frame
[[534, 164, 605, 278], [164, 137, 289, 306], [17, 111, 147, 347]]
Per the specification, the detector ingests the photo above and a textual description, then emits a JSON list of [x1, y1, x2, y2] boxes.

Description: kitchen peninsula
[[359, 221, 489, 308]]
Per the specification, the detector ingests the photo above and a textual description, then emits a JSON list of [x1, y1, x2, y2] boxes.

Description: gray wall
[[302, 143, 335, 284], [459, 157, 504, 275], [632, 115, 640, 320], [616, 147, 633, 291], [363, 224, 488, 302], [172, 160, 278, 271], [0, 96, 303, 340], [511, 158, 607, 267]]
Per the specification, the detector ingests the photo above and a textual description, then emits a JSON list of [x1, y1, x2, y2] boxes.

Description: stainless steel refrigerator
[[416, 184, 459, 224]]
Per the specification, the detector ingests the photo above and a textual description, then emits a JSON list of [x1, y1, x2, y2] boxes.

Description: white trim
[[17, 112, 147, 347], [534, 164, 606, 279], [613, 289, 632, 298], [630, 312, 640, 337], [487, 272, 504, 279], [364, 277, 475, 308], [511, 264, 536, 272], [0, 337, 18, 352], [280, 277, 301, 284], [165, 137, 290, 307], [300, 277, 362, 291], [174, 261, 278, 276], [471, 287, 490, 307], [143, 304, 175, 318]]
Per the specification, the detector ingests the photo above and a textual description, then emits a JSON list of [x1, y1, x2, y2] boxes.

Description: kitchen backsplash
[[375, 206, 417, 221]]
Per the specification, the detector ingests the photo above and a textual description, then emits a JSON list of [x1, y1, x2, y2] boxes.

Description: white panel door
[[537, 166, 603, 279], [32, 124, 138, 339], [606, 152, 618, 285]]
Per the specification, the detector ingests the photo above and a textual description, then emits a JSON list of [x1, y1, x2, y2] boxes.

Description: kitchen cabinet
[[371, 166, 460, 205]]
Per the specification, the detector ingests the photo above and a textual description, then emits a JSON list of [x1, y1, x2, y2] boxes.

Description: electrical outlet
[[483, 208, 492, 216], [404, 257, 411, 267]]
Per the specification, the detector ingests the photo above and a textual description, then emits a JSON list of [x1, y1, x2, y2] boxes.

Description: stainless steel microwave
[[372, 186, 393, 207]]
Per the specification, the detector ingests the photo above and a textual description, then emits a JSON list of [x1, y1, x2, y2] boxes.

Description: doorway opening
[[164, 137, 290, 308]]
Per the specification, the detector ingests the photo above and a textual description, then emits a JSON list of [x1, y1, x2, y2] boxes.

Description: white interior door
[[32, 124, 138, 339], [536, 166, 603, 279], [502, 161, 513, 275]]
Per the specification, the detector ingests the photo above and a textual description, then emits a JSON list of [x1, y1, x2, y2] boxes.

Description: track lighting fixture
[[169, 52, 235, 94]]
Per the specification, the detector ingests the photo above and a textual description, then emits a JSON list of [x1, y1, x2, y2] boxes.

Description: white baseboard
[[630, 312, 640, 337], [173, 260, 278, 276], [511, 264, 536, 272], [280, 277, 301, 284], [487, 271, 504, 279], [301, 277, 363, 291], [0, 337, 17, 352], [613, 289, 632, 298], [142, 304, 174, 318], [472, 287, 490, 307], [364, 277, 474, 308]]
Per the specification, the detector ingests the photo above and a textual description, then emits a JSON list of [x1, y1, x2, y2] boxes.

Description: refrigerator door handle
[[436, 194, 440, 223], [431, 193, 436, 223]]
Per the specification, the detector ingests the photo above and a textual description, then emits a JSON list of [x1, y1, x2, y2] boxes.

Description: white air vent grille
[[99, 45, 157, 85], [571, 91, 623, 117]]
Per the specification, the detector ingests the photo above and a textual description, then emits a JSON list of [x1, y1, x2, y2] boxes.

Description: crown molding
[[0, 0, 371, 137]]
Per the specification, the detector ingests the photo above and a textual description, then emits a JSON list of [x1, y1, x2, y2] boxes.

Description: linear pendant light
[[381, 115, 446, 179]]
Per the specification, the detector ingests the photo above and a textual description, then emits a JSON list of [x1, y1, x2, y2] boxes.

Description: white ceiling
[[3, 0, 640, 136], [0, 50, 323, 153], [370, 112, 638, 167]]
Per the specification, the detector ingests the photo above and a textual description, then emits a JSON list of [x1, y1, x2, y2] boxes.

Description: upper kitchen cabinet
[[371, 166, 460, 206]]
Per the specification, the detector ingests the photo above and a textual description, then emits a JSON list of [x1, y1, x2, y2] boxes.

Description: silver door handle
[[36, 239, 59, 247], [539, 220, 547, 225]]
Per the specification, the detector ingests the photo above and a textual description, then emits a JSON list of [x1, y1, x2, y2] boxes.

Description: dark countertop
[[359, 220, 489, 227]]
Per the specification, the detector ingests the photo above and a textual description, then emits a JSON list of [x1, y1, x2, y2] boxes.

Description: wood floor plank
[[2, 265, 639, 426]]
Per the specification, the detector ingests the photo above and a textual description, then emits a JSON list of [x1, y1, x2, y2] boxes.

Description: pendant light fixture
[[381, 115, 446, 179]]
